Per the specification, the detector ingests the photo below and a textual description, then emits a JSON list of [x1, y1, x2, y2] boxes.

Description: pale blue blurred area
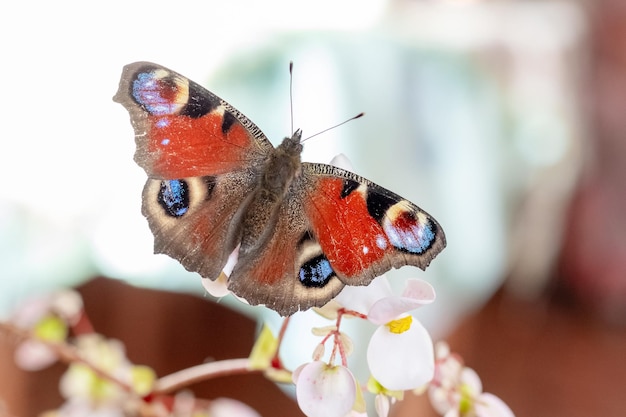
[[0, 0, 585, 374]]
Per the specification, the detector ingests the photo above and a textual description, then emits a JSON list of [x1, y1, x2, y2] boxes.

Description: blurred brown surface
[[392, 289, 626, 417], [0, 277, 302, 416], [558, 0, 626, 324]]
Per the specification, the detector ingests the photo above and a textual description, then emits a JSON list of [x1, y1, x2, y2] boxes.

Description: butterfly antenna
[[289, 61, 294, 136], [301, 112, 365, 143]]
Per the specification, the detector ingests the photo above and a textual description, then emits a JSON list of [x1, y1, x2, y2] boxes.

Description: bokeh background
[[1, 0, 625, 416]]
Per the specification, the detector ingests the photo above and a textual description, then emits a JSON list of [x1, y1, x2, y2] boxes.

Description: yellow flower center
[[458, 383, 475, 414], [386, 315, 413, 334], [34, 315, 67, 342], [131, 365, 156, 396]]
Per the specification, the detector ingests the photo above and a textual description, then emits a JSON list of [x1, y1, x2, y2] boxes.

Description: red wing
[[301, 163, 446, 285], [114, 62, 273, 179]]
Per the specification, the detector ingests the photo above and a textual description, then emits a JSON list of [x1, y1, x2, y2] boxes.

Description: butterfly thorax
[[239, 130, 303, 253], [262, 129, 303, 197]]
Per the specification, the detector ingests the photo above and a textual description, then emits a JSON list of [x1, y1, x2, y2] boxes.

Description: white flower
[[335, 276, 436, 390], [293, 361, 357, 417]]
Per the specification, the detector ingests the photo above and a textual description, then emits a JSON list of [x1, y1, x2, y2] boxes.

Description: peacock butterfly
[[113, 62, 446, 316]]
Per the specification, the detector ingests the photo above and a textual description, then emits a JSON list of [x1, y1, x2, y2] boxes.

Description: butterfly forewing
[[113, 62, 273, 179], [301, 163, 446, 285]]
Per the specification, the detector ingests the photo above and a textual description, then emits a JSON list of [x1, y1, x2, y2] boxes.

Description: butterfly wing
[[228, 163, 446, 315], [142, 173, 257, 281], [115, 62, 272, 279], [227, 184, 346, 315], [113, 62, 273, 179]]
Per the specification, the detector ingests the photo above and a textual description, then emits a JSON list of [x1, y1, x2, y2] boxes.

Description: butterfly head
[[281, 128, 304, 154], [272, 129, 304, 167]]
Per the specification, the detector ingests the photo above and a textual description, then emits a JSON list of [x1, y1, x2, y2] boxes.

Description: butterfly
[[113, 62, 446, 316]]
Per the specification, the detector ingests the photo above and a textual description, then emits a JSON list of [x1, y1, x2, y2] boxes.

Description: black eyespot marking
[[221, 111, 236, 134], [297, 230, 315, 248], [299, 255, 335, 288], [340, 179, 360, 199], [158, 179, 189, 217], [202, 176, 217, 200], [181, 81, 219, 118], [366, 191, 397, 222]]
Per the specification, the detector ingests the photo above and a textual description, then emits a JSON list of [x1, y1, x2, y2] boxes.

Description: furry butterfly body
[[114, 62, 446, 316]]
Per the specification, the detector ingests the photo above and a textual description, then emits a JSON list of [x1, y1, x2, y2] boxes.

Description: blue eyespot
[[299, 255, 335, 288], [385, 221, 435, 254], [132, 72, 179, 115], [158, 179, 189, 217]]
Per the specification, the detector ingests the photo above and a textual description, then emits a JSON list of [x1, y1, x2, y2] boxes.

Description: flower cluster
[[11, 290, 83, 371], [428, 343, 514, 417], [3, 290, 256, 417], [287, 276, 437, 417], [1, 281, 514, 417]]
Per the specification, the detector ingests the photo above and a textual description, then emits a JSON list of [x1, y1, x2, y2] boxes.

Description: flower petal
[[201, 273, 231, 298], [295, 361, 357, 417], [334, 275, 392, 314], [51, 290, 84, 324], [14, 340, 58, 371], [401, 279, 436, 302], [329, 153, 354, 171], [313, 300, 342, 320], [475, 393, 515, 417], [368, 280, 435, 325], [367, 320, 434, 390], [203, 245, 239, 298], [210, 397, 262, 417], [222, 245, 240, 277], [460, 367, 482, 396], [375, 394, 391, 417], [11, 293, 53, 327]]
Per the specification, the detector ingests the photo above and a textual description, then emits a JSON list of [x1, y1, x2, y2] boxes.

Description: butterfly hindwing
[[142, 171, 257, 282], [227, 192, 346, 315], [114, 62, 273, 179]]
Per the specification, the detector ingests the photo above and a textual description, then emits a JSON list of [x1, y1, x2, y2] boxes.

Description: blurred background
[[1, 0, 625, 416]]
